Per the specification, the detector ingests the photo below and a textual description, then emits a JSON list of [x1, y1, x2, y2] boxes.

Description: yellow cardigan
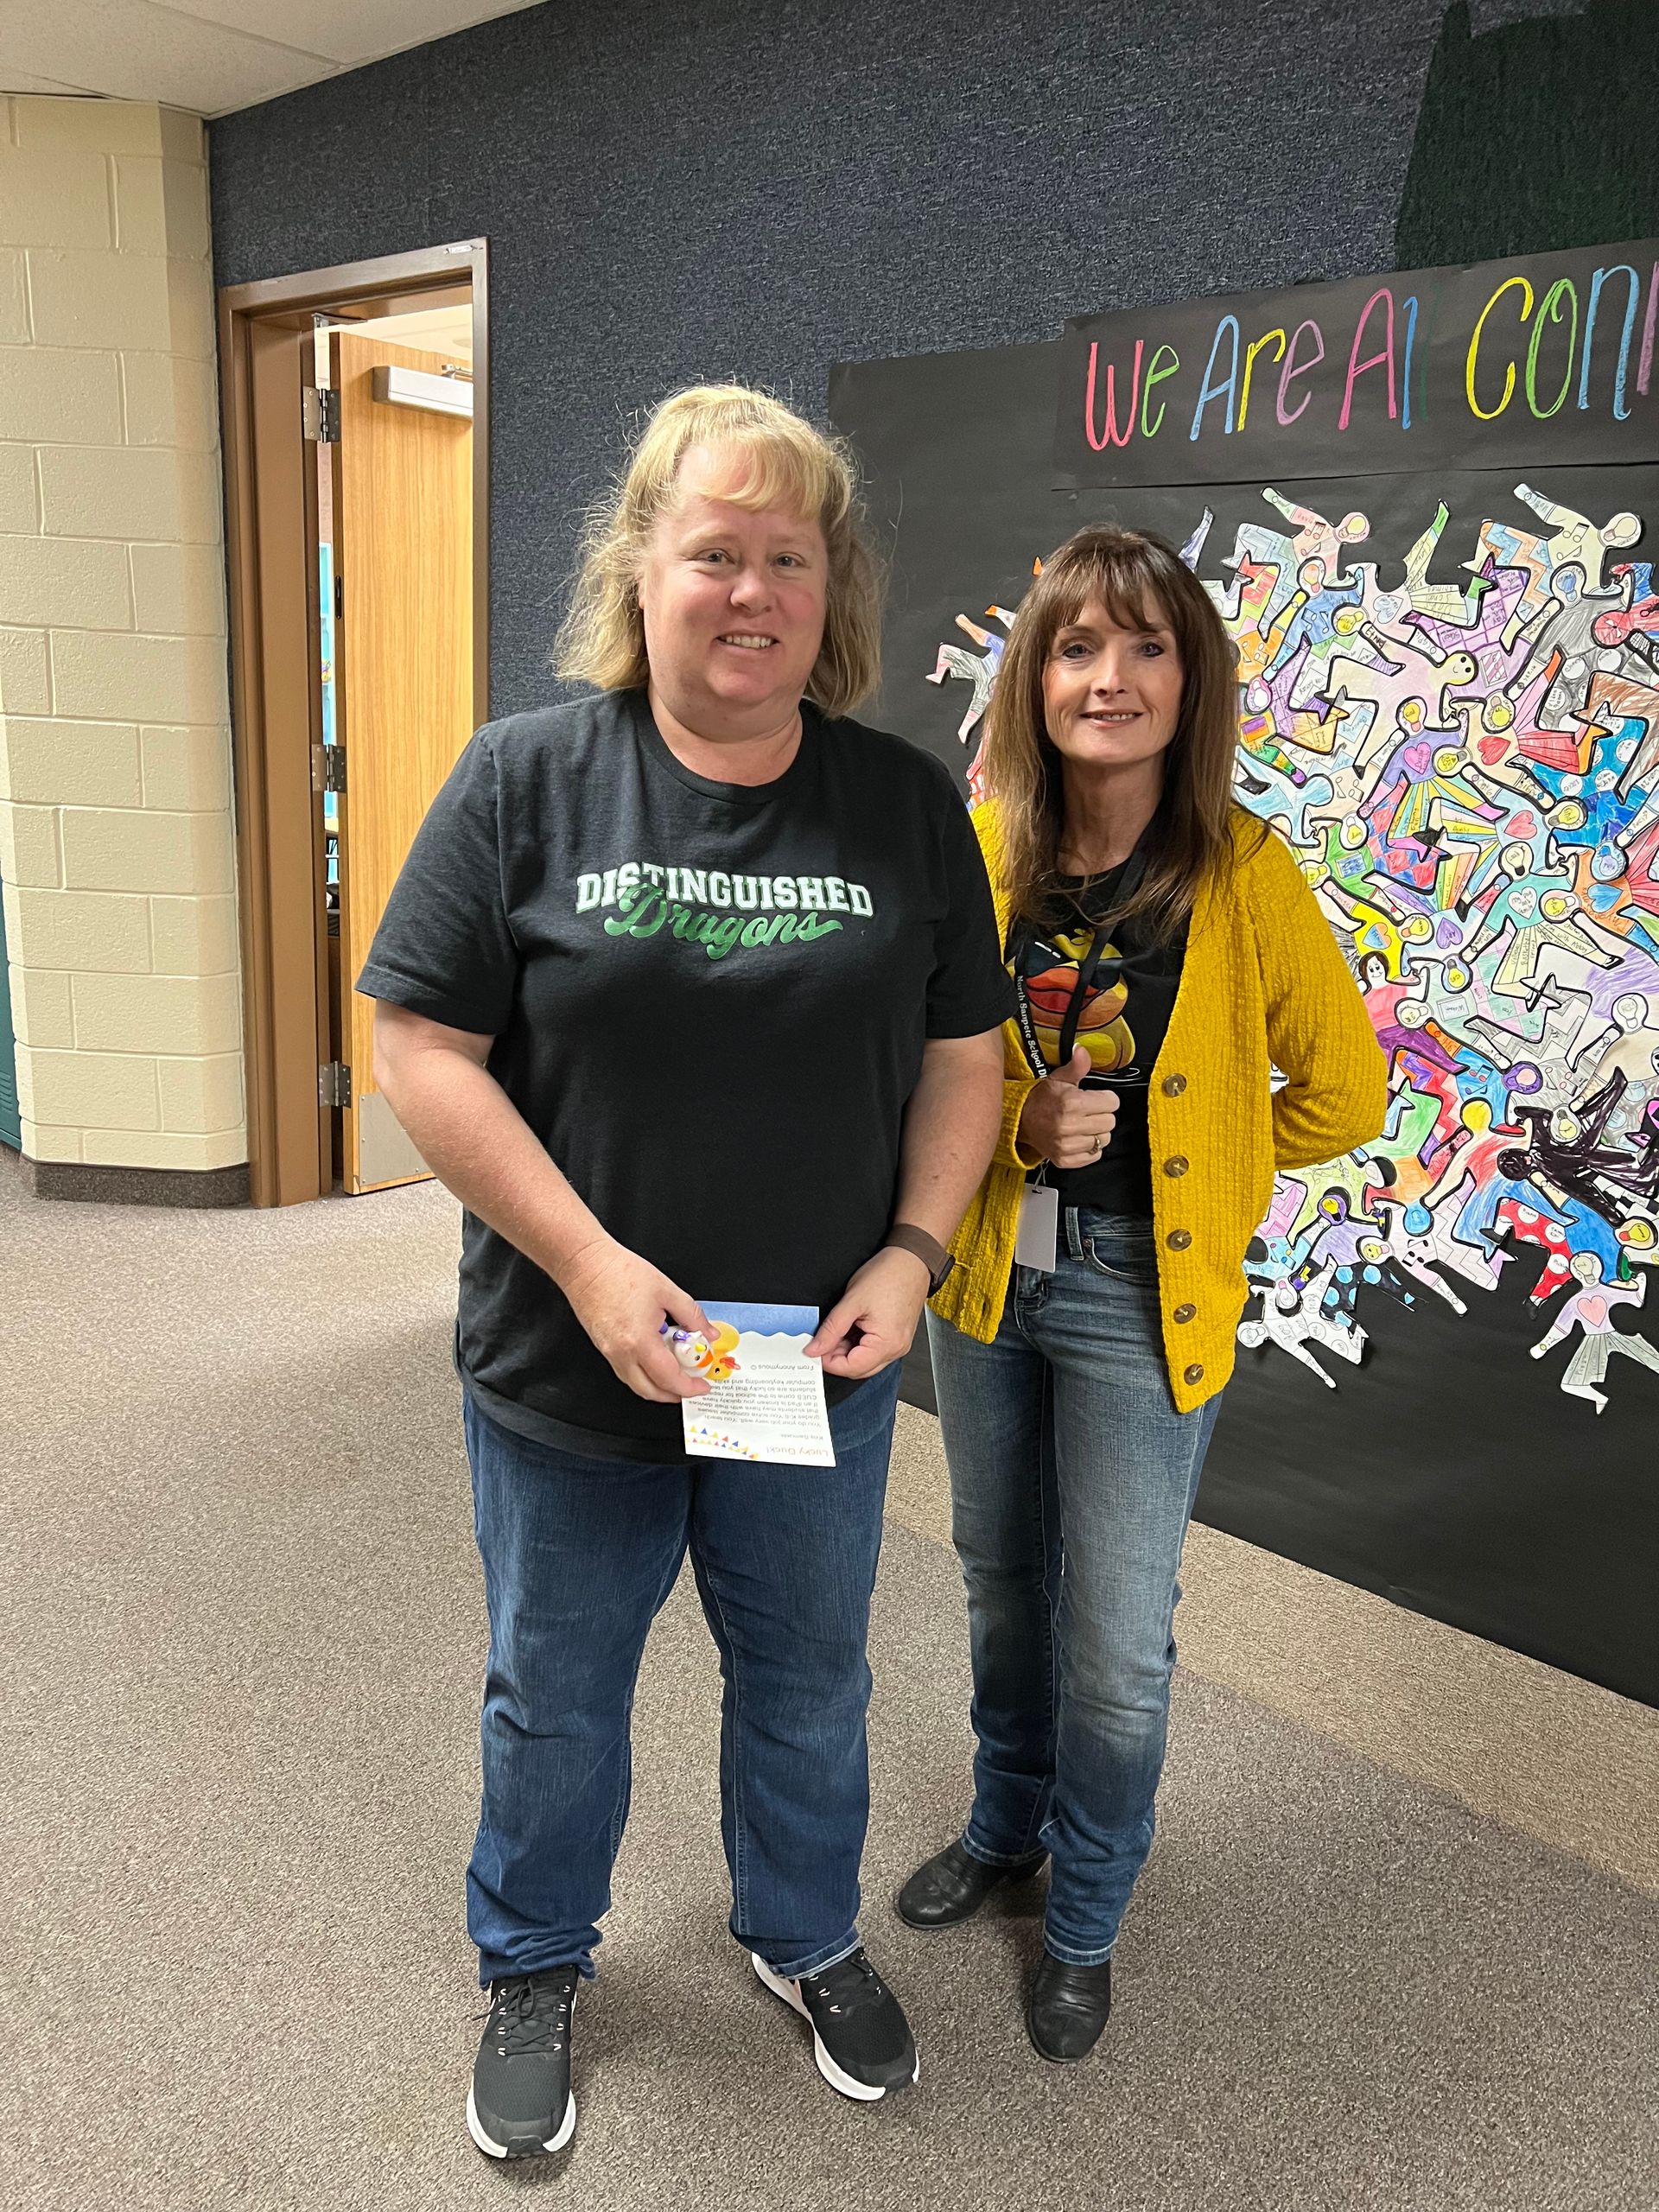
[[931, 802, 1388, 1414]]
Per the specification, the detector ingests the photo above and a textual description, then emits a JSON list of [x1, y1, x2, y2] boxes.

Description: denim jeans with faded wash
[[462, 1362, 902, 1986], [926, 1208, 1222, 1966]]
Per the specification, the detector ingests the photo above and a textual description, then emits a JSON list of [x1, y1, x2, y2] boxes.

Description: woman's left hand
[[807, 1248, 931, 1378]]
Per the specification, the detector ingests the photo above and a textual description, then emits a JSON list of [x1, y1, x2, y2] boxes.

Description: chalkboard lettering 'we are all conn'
[[1055, 240, 1659, 490]]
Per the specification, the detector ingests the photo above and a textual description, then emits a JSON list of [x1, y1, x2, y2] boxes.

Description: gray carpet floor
[[3, 1167, 1656, 2211]]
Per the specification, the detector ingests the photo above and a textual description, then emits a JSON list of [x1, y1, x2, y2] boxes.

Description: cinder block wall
[[0, 96, 243, 1175]]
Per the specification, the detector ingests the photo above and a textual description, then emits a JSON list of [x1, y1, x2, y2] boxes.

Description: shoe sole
[[750, 1953, 919, 2104], [466, 2082, 576, 2158]]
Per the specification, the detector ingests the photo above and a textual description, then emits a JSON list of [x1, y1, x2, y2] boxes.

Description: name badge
[[1014, 1184, 1058, 1273]]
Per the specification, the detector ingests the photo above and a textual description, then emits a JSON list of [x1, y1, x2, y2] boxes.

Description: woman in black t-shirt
[[899, 528, 1383, 2060], [360, 385, 1011, 2155]]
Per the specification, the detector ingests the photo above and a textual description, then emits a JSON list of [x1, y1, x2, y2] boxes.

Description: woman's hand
[[808, 1247, 931, 1379], [558, 1236, 715, 1404], [1017, 1046, 1120, 1169]]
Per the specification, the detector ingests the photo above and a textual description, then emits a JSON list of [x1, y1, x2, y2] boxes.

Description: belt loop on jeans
[[1063, 1205, 1085, 1261]]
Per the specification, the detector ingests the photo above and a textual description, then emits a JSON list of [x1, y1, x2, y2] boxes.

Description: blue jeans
[[462, 1363, 901, 1987], [926, 1209, 1222, 1966]]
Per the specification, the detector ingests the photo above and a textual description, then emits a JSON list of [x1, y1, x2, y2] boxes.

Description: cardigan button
[[1163, 1155, 1189, 1177], [1183, 1363, 1205, 1386], [1174, 1303, 1197, 1324], [1166, 1228, 1192, 1250], [1161, 1073, 1187, 1096]]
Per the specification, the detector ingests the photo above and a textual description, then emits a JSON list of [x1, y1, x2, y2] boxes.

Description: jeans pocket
[[1080, 1224, 1160, 1288]]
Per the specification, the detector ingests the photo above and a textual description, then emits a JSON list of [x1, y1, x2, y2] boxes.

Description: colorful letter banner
[[1056, 240, 1659, 489]]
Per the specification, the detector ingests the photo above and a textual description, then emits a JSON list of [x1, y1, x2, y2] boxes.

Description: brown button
[[1184, 1363, 1205, 1385], [1174, 1303, 1197, 1324], [1161, 1073, 1187, 1096], [1163, 1155, 1189, 1177], [1166, 1229, 1192, 1250]]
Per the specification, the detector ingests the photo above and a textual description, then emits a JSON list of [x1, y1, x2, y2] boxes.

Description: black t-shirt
[[358, 690, 1013, 1461], [1008, 861, 1188, 1217]]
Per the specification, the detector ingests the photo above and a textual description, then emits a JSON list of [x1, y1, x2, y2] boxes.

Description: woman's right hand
[[1018, 1046, 1121, 1169], [556, 1236, 715, 1403]]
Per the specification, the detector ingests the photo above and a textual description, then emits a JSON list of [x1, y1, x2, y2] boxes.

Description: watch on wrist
[[884, 1222, 956, 1294]]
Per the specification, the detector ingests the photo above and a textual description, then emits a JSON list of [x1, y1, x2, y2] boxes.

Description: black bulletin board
[[832, 279, 1659, 1706]]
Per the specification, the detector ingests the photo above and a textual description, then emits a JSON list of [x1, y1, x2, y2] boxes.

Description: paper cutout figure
[[1530, 1254, 1659, 1412]]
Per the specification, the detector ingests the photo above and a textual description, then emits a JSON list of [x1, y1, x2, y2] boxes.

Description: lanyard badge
[[1007, 849, 1148, 1274], [1015, 1183, 1059, 1271], [1010, 933, 1107, 1276]]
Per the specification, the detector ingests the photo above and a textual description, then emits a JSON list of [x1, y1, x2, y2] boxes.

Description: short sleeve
[[354, 727, 518, 1036], [923, 766, 1017, 1039]]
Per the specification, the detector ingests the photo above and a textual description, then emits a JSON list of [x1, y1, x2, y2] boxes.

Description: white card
[[681, 1301, 836, 1467], [1014, 1184, 1058, 1272]]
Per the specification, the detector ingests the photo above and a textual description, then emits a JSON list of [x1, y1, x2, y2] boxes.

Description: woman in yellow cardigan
[[898, 525, 1385, 2061]]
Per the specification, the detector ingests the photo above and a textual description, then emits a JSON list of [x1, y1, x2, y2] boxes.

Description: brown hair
[[556, 383, 882, 717], [981, 525, 1249, 937]]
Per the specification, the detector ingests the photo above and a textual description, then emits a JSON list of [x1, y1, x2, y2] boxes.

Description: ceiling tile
[[145, 2, 547, 72], [0, 2, 342, 117], [0, 71, 104, 95]]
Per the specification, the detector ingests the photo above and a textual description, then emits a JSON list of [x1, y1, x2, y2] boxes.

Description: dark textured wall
[[211, 1, 1647, 713], [211, 0, 1467, 715]]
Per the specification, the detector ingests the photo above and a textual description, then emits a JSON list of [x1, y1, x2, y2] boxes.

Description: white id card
[[1014, 1184, 1058, 1272]]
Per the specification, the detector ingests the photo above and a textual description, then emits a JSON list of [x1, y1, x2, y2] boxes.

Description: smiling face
[[1040, 594, 1185, 781], [637, 442, 828, 742]]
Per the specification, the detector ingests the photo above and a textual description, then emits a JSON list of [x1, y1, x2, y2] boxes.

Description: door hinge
[[320, 1061, 353, 1109], [334, 571, 343, 620], [302, 386, 340, 442], [311, 744, 346, 794]]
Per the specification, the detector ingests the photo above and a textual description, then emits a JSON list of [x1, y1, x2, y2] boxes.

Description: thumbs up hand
[[1017, 1046, 1120, 1170]]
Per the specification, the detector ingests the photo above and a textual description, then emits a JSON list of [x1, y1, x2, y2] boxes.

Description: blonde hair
[[556, 384, 883, 717], [982, 526, 1253, 938]]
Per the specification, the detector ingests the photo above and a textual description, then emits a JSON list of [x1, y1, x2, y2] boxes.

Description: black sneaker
[[466, 1967, 579, 2158], [752, 1948, 919, 2102]]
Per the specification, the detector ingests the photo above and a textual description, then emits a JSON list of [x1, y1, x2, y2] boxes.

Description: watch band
[[884, 1222, 955, 1294]]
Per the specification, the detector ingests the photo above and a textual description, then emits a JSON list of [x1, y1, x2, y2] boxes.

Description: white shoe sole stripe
[[749, 1953, 919, 2104], [466, 2082, 576, 2158]]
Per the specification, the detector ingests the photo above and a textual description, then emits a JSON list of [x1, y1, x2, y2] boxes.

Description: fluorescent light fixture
[[371, 365, 474, 419]]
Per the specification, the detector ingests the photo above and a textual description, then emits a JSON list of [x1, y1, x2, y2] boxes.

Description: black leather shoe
[[895, 1840, 1038, 1929], [1027, 1950, 1112, 2062]]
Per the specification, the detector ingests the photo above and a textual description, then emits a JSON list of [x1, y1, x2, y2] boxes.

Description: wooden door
[[330, 330, 474, 1192]]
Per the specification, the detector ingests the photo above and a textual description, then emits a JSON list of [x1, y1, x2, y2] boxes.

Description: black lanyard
[[1007, 846, 1150, 1083]]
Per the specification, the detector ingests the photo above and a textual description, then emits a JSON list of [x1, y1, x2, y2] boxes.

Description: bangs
[[631, 385, 851, 535], [701, 428, 845, 529], [1043, 543, 1173, 644]]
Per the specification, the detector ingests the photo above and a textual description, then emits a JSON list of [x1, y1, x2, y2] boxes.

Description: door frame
[[219, 240, 490, 1206]]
